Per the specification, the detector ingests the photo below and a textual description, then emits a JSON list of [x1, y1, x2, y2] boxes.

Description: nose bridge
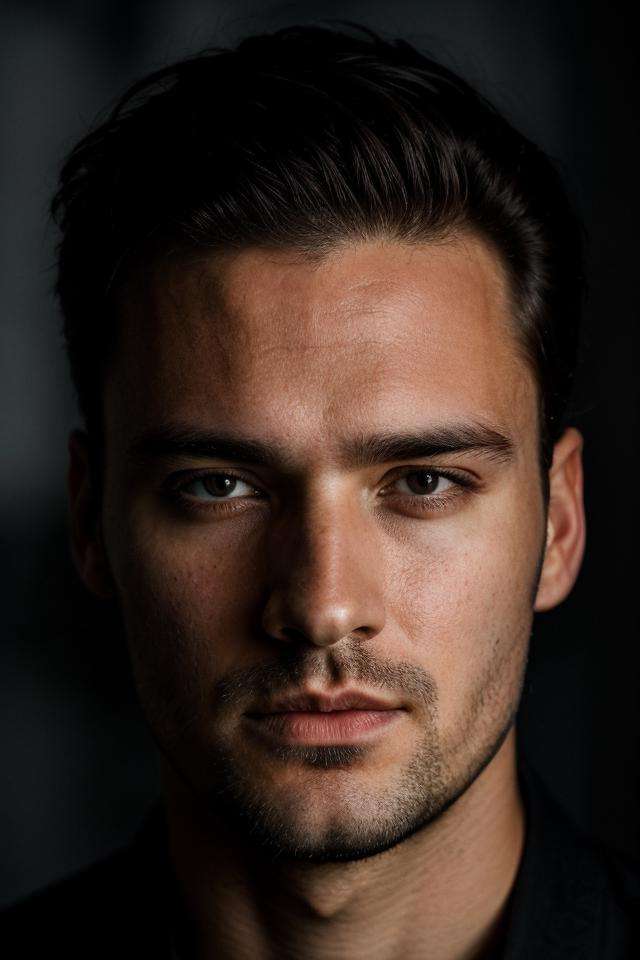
[[261, 484, 386, 647]]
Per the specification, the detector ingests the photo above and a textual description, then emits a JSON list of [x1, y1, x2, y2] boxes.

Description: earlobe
[[68, 430, 114, 599], [534, 427, 586, 613]]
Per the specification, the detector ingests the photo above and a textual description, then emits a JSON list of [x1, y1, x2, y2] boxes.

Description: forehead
[[107, 237, 535, 452]]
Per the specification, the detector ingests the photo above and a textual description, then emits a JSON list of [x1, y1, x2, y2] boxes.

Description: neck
[[164, 729, 524, 960]]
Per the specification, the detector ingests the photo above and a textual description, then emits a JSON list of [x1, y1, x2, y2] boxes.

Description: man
[[2, 23, 638, 959]]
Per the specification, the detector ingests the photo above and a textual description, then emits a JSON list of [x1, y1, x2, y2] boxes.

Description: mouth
[[244, 689, 406, 746]]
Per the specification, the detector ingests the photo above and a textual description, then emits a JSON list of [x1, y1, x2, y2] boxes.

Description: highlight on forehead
[[118, 231, 522, 351], [113, 234, 537, 466]]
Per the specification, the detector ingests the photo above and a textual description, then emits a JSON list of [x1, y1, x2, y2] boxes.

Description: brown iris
[[203, 474, 238, 497], [404, 471, 440, 495]]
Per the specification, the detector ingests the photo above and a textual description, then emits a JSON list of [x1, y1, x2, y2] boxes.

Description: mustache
[[212, 644, 438, 714]]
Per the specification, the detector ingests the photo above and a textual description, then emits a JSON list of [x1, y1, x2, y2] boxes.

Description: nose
[[261, 496, 386, 648]]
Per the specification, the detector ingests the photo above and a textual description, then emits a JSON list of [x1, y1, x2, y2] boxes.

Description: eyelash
[[387, 469, 477, 513], [164, 467, 478, 517]]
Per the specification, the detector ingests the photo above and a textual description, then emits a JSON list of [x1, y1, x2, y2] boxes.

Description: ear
[[68, 429, 114, 598], [534, 427, 586, 612]]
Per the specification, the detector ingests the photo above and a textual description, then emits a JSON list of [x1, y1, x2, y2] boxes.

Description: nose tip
[[262, 595, 382, 648], [260, 507, 386, 649]]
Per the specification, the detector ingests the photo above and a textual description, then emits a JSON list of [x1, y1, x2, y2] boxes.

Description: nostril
[[261, 581, 386, 649], [280, 625, 309, 643]]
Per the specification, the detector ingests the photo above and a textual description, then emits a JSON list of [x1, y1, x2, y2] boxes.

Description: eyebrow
[[128, 422, 515, 470], [343, 425, 514, 466]]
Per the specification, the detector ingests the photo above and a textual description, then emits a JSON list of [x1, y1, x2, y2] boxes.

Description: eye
[[180, 473, 259, 501], [392, 470, 455, 497]]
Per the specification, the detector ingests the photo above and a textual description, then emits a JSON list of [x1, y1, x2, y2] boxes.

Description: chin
[[216, 783, 455, 863], [200, 744, 454, 863]]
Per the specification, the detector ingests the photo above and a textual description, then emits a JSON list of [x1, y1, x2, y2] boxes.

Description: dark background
[[1, 0, 638, 908]]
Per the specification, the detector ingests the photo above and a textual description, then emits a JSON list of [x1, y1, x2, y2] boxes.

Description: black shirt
[[2, 764, 639, 958]]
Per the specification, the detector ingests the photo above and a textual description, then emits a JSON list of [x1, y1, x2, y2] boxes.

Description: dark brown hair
[[52, 23, 584, 469]]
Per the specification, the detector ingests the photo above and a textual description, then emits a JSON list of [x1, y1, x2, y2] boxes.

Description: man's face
[[99, 237, 547, 860]]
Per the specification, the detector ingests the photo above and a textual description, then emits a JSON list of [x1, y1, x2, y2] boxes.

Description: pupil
[[407, 471, 438, 495], [206, 475, 236, 496]]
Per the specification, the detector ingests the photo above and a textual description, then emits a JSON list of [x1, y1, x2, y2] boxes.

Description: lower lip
[[246, 709, 404, 745]]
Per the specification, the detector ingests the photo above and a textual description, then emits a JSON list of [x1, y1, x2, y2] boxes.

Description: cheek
[[105, 512, 268, 699], [390, 484, 543, 727]]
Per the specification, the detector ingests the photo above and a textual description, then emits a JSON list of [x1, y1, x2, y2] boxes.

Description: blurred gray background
[[1, 0, 638, 907]]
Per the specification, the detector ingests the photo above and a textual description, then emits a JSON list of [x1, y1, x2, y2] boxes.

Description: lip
[[248, 689, 402, 715], [245, 689, 405, 746]]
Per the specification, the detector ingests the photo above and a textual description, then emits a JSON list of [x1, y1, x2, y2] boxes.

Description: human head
[[60, 25, 585, 862]]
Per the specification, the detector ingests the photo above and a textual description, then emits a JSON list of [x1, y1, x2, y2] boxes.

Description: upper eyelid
[[168, 467, 260, 485], [381, 468, 475, 496], [169, 465, 474, 496], [383, 465, 472, 483], [172, 470, 263, 496]]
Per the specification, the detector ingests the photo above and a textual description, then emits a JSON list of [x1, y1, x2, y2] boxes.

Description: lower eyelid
[[394, 477, 454, 496], [169, 469, 475, 507], [384, 471, 469, 494], [178, 474, 261, 500]]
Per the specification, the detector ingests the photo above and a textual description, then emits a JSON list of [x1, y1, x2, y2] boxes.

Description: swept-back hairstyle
[[52, 24, 584, 470]]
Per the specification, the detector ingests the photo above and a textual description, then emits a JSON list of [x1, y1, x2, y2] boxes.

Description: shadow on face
[[68, 235, 581, 860]]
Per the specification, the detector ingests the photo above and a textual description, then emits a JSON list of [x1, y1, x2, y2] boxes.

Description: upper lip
[[247, 690, 402, 715]]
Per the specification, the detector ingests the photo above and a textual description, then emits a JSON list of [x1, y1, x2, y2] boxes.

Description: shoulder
[[505, 762, 640, 959], [1, 849, 133, 954], [593, 842, 640, 955], [0, 807, 174, 958]]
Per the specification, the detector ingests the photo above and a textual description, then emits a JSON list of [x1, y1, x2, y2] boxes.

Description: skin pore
[[69, 235, 585, 960]]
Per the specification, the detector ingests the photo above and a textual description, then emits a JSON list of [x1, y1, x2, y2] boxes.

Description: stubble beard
[[149, 641, 527, 865], [187, 724, 516, 865]]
